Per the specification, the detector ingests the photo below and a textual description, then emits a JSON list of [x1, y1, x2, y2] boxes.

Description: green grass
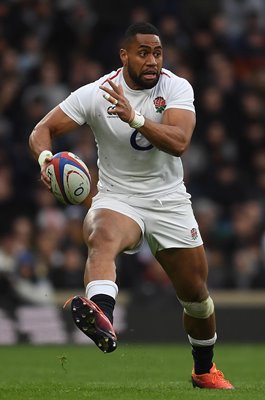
[[0, 344, 264, 399]]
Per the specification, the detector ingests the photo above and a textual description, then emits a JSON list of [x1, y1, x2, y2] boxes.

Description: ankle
[[192, 345, 214, 374], [91, 294, 115, 324]]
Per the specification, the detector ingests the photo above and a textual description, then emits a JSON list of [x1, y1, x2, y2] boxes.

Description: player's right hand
[[100, 79, 134, 124], [38, 150, 53, 190], [40, 157, 52, 190]]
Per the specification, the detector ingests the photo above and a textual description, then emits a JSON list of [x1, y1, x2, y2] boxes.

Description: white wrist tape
[[38, 150, 53, 167], [129, 111, 145, 129]]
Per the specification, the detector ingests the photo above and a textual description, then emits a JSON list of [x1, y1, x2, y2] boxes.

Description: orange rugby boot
[[191, 363, 234, 389]]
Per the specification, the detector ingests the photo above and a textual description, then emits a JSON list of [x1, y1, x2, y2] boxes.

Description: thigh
[[155, 245, 209, 301], [88, 192, 145, 254], [84, 208, 142, 256]]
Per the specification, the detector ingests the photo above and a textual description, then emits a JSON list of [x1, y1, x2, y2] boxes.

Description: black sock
[[192, 345, 214, 374], [90, 294, 115, 324]]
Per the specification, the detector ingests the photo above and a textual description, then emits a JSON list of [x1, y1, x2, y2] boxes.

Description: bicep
[[162, 108, 196, 136], [36, 105, 81, 137]]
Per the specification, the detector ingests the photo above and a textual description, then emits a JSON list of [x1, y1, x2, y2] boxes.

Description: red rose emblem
[[191, 228, 198, 240], [153, 96, 166, 113]]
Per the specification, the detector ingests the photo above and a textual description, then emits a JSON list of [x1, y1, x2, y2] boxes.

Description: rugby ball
[[46, 152, 91, 205]]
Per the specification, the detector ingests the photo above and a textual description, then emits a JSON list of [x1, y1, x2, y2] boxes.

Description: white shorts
[[89, 191, 203, 255]]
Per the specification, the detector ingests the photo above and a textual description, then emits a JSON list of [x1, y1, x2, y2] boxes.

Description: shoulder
[[159, 68, 193, 92], [100, 68, 123, 85], [157, 69, 195, 112]]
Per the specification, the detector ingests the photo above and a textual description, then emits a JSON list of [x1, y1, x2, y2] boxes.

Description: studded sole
[[71, 296, 117, 353]]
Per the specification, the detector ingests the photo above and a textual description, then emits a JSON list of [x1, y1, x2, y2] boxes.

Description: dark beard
[[127, 65, 160, 89]]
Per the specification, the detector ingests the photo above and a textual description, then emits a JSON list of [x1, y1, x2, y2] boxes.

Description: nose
[[146, 53, 157, 65]]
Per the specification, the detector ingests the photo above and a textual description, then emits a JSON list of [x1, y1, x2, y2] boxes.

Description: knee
[[178, 296, 215, 319], [178, 278, 209, 304], [86, 226, 115, 248]]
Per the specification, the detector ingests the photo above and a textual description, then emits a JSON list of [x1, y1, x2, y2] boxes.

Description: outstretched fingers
[[107, 79, 124, 96], [100, 79, 125, 105], [99, 79, 133, 122]]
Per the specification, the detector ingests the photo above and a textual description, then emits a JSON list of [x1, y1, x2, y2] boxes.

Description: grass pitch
[[0, 343, 264, 399]]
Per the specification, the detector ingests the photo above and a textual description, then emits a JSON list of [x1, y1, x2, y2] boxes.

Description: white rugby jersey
[[59, 67, 195, 198]]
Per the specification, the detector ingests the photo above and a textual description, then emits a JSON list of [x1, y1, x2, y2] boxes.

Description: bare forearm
[[29, 106, 80, 160], [138, 118, 192, 156], [29, 124, 53, 160]]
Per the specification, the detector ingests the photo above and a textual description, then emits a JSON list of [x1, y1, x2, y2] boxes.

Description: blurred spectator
[[68, 56, 105, 90], [203, 162, 249, 214], [129, 6, 151, 25], [0, 233, 19, 311], [14, 250, 55, 305], [18, 32, 42, 80], [0, 233, 16, 275], [139, 244, 172, 292], [11, 216, 33, 253], [222, 0, 265, 37], [23, 59, 69, 113], [232, 245, 262, 288], [61, 205, 87, 251], [50, 245, 85, 289], [204, 121, 237, 164], [0, 162, 16, 234]]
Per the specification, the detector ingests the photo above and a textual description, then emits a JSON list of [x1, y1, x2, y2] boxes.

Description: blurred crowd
[[0, 0, 265, 308]]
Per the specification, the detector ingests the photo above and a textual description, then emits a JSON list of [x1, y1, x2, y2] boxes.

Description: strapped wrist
[[38, 150, 53, 167], [129, 111, 145, 129]]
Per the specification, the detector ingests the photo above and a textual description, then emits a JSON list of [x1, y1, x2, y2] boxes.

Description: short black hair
[[123, 22, 160, 47]]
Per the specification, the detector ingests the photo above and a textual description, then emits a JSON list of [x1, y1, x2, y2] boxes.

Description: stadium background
[[0, 0, 265, 345]]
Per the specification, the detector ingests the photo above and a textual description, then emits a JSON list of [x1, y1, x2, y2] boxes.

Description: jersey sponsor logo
[[153, 96, 166, 113], [130, 130, 153, 151], [107, 105, 119, 118], [191, 227, 198, 240]]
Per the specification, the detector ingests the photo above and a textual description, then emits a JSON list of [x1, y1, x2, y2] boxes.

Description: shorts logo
[[191, 228, 198, 240], [153, 96, 166, 113]]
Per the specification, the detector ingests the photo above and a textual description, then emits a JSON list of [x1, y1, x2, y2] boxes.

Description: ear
[[120, 49, 128, 66]]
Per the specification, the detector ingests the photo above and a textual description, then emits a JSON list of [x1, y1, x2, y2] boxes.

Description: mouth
[[142, 71, 158, 80]]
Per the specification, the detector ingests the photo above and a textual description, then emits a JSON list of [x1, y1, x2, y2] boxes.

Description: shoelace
[[210, 369, 225, 384]]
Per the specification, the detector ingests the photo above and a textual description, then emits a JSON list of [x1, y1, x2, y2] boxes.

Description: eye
[[139, 51, 147, 57], [154, 51, 162, 58]]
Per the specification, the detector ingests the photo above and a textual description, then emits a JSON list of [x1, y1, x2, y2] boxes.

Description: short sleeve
[[166, 77, 195, 113], [59, 83, 95, 125]]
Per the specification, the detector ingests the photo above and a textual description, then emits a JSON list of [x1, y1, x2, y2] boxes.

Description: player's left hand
[[100, 80, 134, 124]]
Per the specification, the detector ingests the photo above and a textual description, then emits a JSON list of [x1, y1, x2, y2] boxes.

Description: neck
[[122, 67, 142, 90]]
